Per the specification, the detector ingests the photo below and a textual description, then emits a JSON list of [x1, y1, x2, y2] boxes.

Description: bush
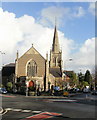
[[28, 86, 36, 91], [6, 82, 13, 92], [0, 84, 4, 88]]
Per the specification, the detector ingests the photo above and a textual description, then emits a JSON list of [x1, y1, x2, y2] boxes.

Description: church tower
[[50, 25, 62, 69]]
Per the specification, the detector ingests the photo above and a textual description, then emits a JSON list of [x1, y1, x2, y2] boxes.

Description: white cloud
[[73, 6, 85, 18], [40, 6, 70, 27], [77, 38, 95, 66], [88, 2, 95, 15], [0, 8, 23, 63], [67, 37, 95, 73], [40, 6, 85, 27]]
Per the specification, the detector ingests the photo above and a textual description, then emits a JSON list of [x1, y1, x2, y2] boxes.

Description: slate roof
[[4, 63, 15, 67], [49, 68, 62, 77], [63, 70, 74, 77]]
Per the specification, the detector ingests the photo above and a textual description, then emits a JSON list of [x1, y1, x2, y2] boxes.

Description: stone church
[[15, 25, 63, 91]]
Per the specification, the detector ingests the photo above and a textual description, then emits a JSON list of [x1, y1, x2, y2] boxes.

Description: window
[[58, 59, 61, 66], [53, 57, 56, 63], [27, 60, 37, 77]]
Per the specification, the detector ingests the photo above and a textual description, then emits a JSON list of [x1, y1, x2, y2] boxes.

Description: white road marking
[[5, 108, 13, 111], [4, 108, 42, 113], [32, 111, 42, 113], [1, 110, 7, 115], [22, 110, 32, 112], [11, 109, 22, 112]]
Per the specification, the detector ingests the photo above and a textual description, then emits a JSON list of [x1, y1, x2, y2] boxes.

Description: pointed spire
[[16, 50, 19, 60], [52, 22, 60, 53]]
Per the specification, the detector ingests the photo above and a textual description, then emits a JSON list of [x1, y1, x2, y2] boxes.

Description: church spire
[[50, 21, 62, 68], [52, 23, 60, 53]]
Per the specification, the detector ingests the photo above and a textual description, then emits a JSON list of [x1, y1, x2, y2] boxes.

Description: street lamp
[[64, 58, 73, 89], [69, 58, 73, 61], [0, 51, 5, 66], [64, 58, 73, 70], [0, 51, 5, 85]]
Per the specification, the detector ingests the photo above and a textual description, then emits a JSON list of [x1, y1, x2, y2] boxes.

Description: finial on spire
[[55, 16, 57, 28], [32, 43, 33, 47], [16, 50, 19, 60]]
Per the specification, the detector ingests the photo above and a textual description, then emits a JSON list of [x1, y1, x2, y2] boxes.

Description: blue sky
[[2, 2, 95, 44]]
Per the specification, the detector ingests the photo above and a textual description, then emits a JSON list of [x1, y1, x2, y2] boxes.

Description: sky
[[0, 2, 95, 73]]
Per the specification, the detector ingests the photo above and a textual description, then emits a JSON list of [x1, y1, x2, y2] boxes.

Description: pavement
[[24, 93, 83, 98]]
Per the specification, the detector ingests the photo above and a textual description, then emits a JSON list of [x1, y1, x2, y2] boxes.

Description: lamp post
[[64, 58, 73, 70], [0, 51, 5, 85], [64, 58, 73, 89]]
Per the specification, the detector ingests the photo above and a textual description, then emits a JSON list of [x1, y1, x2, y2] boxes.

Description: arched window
[[27, 60, 37, 77]]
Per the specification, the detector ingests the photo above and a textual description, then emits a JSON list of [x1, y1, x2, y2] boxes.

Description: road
[[1, 93, 97, 120]]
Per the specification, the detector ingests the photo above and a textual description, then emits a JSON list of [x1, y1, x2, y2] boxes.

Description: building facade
[[2, 63, 15, 87], [15, 45, 46, 91], [15, 25, 63, 92], [46, 25, 63, 91]]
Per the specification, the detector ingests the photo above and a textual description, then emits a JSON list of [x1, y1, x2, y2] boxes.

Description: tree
[[95, 65, 97, 89], [82, 81, 89, 88], [78, 72, 84, 82], [68, 71, 78, 87], [77, 72, 85, 89], [84, 70, 92, 85]]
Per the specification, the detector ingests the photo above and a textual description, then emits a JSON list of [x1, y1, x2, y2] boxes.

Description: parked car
[[0, 88, 7, 94], [83, 87, 90, 93], [91, 90, 97, 95], [68, 88, 77, 93]]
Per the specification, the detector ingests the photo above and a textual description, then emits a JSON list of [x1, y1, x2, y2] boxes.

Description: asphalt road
[[1, 93, 97, 120]]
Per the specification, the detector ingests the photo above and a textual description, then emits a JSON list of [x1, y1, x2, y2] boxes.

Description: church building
[[15, 25, 63, 92]]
